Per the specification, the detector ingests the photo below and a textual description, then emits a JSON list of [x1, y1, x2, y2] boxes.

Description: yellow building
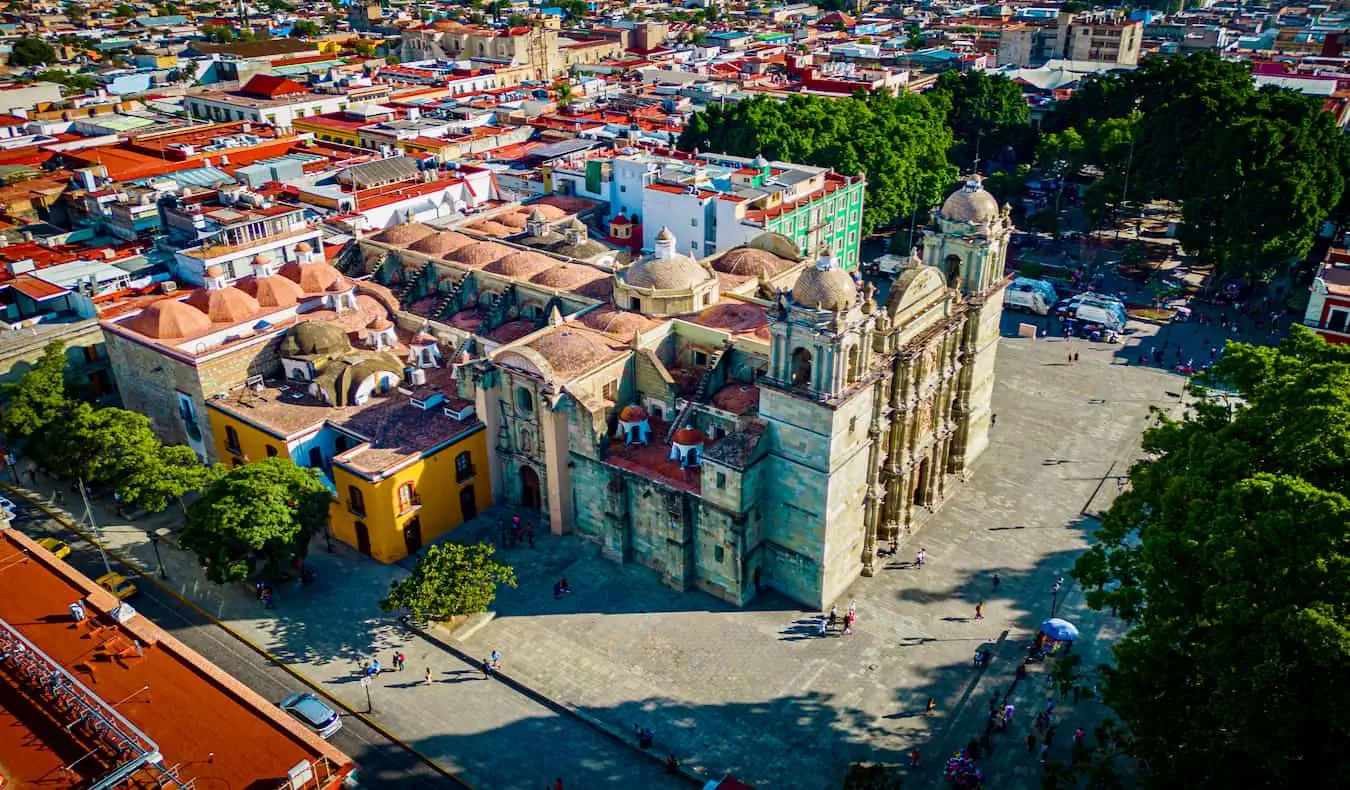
[[204, 320, 492, 563]]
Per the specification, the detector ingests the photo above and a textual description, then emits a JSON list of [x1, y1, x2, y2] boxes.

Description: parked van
[[1004, 277, 1058, 315], [1070, 295, 1128, 332]]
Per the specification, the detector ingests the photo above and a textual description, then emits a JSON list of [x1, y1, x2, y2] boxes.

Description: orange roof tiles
[[0, 528, 354, 790]]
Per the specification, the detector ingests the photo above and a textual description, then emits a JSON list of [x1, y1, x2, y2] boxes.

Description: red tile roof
[[240, 74, 310, 99]]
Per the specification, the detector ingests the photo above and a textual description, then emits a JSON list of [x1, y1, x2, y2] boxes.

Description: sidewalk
[[2, 474, 685, 790]]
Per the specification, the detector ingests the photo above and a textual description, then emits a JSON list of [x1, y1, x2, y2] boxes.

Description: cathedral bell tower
[[921, 177, 1012, 473]]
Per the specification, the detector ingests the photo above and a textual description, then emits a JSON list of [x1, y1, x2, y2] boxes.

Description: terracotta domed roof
[[124, 299, 213, 340], [619, 405, 647, 421], [252, 253, 270, 265], [370, 317, 393, 331], [445, 241, 511, 268], [528, 329, 610, 374], [408, 230, 472, 256], [205, 264, 225, 278], [296, 241, 312, 253], [714, 247, 795, 277], [527, 203, 567, 220], [554, 239, 610, 260], [578, 307, 657, 337], [672, 428, 706, 446], [281, 320, 352, 357], [792, 253, 857, 312], [239, 272, 304, 308], [468, 220, 514, 237], [371, 222, 436, 247], [530, 263, 608, 290], [483, 251, 556, 279], [623, 254, 711, 291], [499, 212, 528, 229], [940, 179, 1000, 224], [185, 285, 261, 324], [325, 277, 352, 293], [279, 259, 344, 294]]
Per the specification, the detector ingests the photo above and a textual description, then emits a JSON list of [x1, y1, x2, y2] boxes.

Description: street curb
[[406, 621, 707, 787], [1, 482, 476, 790]]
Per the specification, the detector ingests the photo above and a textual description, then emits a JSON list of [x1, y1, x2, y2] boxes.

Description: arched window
[[348, 485, 365, 516], [398, 482, 417, 512], [455, 451, 474, 482], [225, 425, 241, 454], [945, 254, 962, 287], [791, 347, 813, 387], [516, 386, 534, 415], [846, 346, 860, 384]]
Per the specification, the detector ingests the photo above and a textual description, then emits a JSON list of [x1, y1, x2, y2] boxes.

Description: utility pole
[[77, 477, 113, 577]]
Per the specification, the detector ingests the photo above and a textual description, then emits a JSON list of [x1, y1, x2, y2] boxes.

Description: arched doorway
[[945, 255, 962, 287], [520, 465, 541, 510], [791, 347, 812, 387], [459, 485, 477, 521], [354, 521, 371, 556], [403, 517, 422, 556]]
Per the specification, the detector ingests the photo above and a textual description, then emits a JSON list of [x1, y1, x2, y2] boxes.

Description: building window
[[714, 544, 725, 563], [348, 485, 365, 516], [266, 445, 279, 458], [515, 386, 534, 414], [690, 218, 698, 227], [1329, 309, 1349, 334], [455, 451, 475, 482], [225, 425, 241, 455], [603, 379, 617, 401], [83, 345, 100, 363], [398, 482, 418, 513], [716, 472, 726, 489]]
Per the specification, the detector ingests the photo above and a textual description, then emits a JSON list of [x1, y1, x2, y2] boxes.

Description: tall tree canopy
[[8, 36, 56, 67], [380, 542, 516, 622], [1072, 327, 1350, 788], [926, 69, 1031, 170], [1045, 53, 1348, 280], [182, 458, 330, 583], [678, 93, 955, 235]]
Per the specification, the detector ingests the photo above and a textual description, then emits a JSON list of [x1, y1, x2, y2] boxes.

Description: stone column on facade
[[540, 403, 573, 535], [949, 315, 978, 473], [860, 379, 889, 576]]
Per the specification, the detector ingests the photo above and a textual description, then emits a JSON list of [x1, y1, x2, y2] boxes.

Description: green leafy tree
[[1120, 241, 1148, 269], [1, 340, 71, 442], [906, 23, 923, 51], [1072, 327, 1350, 788], [182, 458, 331, 584], [37, 69, 98, 95], [385, 53, 399, 65], [289, 19, 320, 38], [927, 69, 1031, 169], [118, 445, 215, 515], [201, 23, 234, 43], [678, 92, 955, 235], [65, 2, 87, 23], [181, 59, 198, 82], [507, 12, 527, 26], [380, 542, 516, 622], [556, 0, 586, 20], [8, 37, 56, 67], [40, 404, 163, 486], [114, 3, 137, 18]]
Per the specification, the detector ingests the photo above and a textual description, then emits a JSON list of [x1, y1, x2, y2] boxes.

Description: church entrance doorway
[[914, 458, 931, 506], [520, 465, 541, 510], [354, 521, 371, 556]]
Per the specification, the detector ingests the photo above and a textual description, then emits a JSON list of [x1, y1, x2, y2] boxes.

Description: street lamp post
[[1051, 578, 1064, 617], [77, 476, 113, 577], [149, 529, 168, 580], [360, 674, 373, 713]]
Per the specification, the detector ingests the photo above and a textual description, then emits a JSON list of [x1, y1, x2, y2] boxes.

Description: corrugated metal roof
[[164, 166, 236, 188]]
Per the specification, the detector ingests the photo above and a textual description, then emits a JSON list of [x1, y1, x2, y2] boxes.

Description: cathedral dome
[[672, 428, 706, 446], [714, 247, 795, 277], [940, 178, 1000, 224], [623, 227, 711, 290], [530, 263, 608, 291], [791, 249, 856, 311], [408, 230, 473, 256], [281, 320, 352, 357], [125, 299, 213, 340], [280, 259, 345, 294], [619, 404, 647, 421], [483, 251, 556, 279], [371, 222, 436, 247], [445, 241, 511, 268], [185, 283, 261, 324], [241, 271, 305, 309]]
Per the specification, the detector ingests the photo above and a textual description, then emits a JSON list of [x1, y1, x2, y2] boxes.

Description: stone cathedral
[[354, 178, 1011, 609]]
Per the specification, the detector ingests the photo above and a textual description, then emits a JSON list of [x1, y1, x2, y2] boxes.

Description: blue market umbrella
[[1040, 618, 1080, 642]]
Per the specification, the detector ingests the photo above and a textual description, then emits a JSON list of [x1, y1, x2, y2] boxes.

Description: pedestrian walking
[[843, 611, 854, 635], [926, 697, 937, 716], [490, 650, 501, 669], [481, 657, 495, 679], [1073, 728, 1085, 746], [992, 572, 1001, 589], [974, 602, 984, 620], [817, 615, 828, 637], [828, 604, 838, 629], [394, 651, 406, 671], [425, 667, 434, 685], [370, 658, 382, 675], [1026, 733, 1037, 753], [1073, 352, 1080, 362], [1046, 699, 1056, 714], [1003, 703, 1015, 721], [848, 598, 857, 617], [263, 589, 275, 609], [909, 749, 921, 769], [990, 413, 997, 427], [915, 548, 925, 568]]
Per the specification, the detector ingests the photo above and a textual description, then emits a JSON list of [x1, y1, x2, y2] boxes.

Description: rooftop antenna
[[972, 134, 982, 176]]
